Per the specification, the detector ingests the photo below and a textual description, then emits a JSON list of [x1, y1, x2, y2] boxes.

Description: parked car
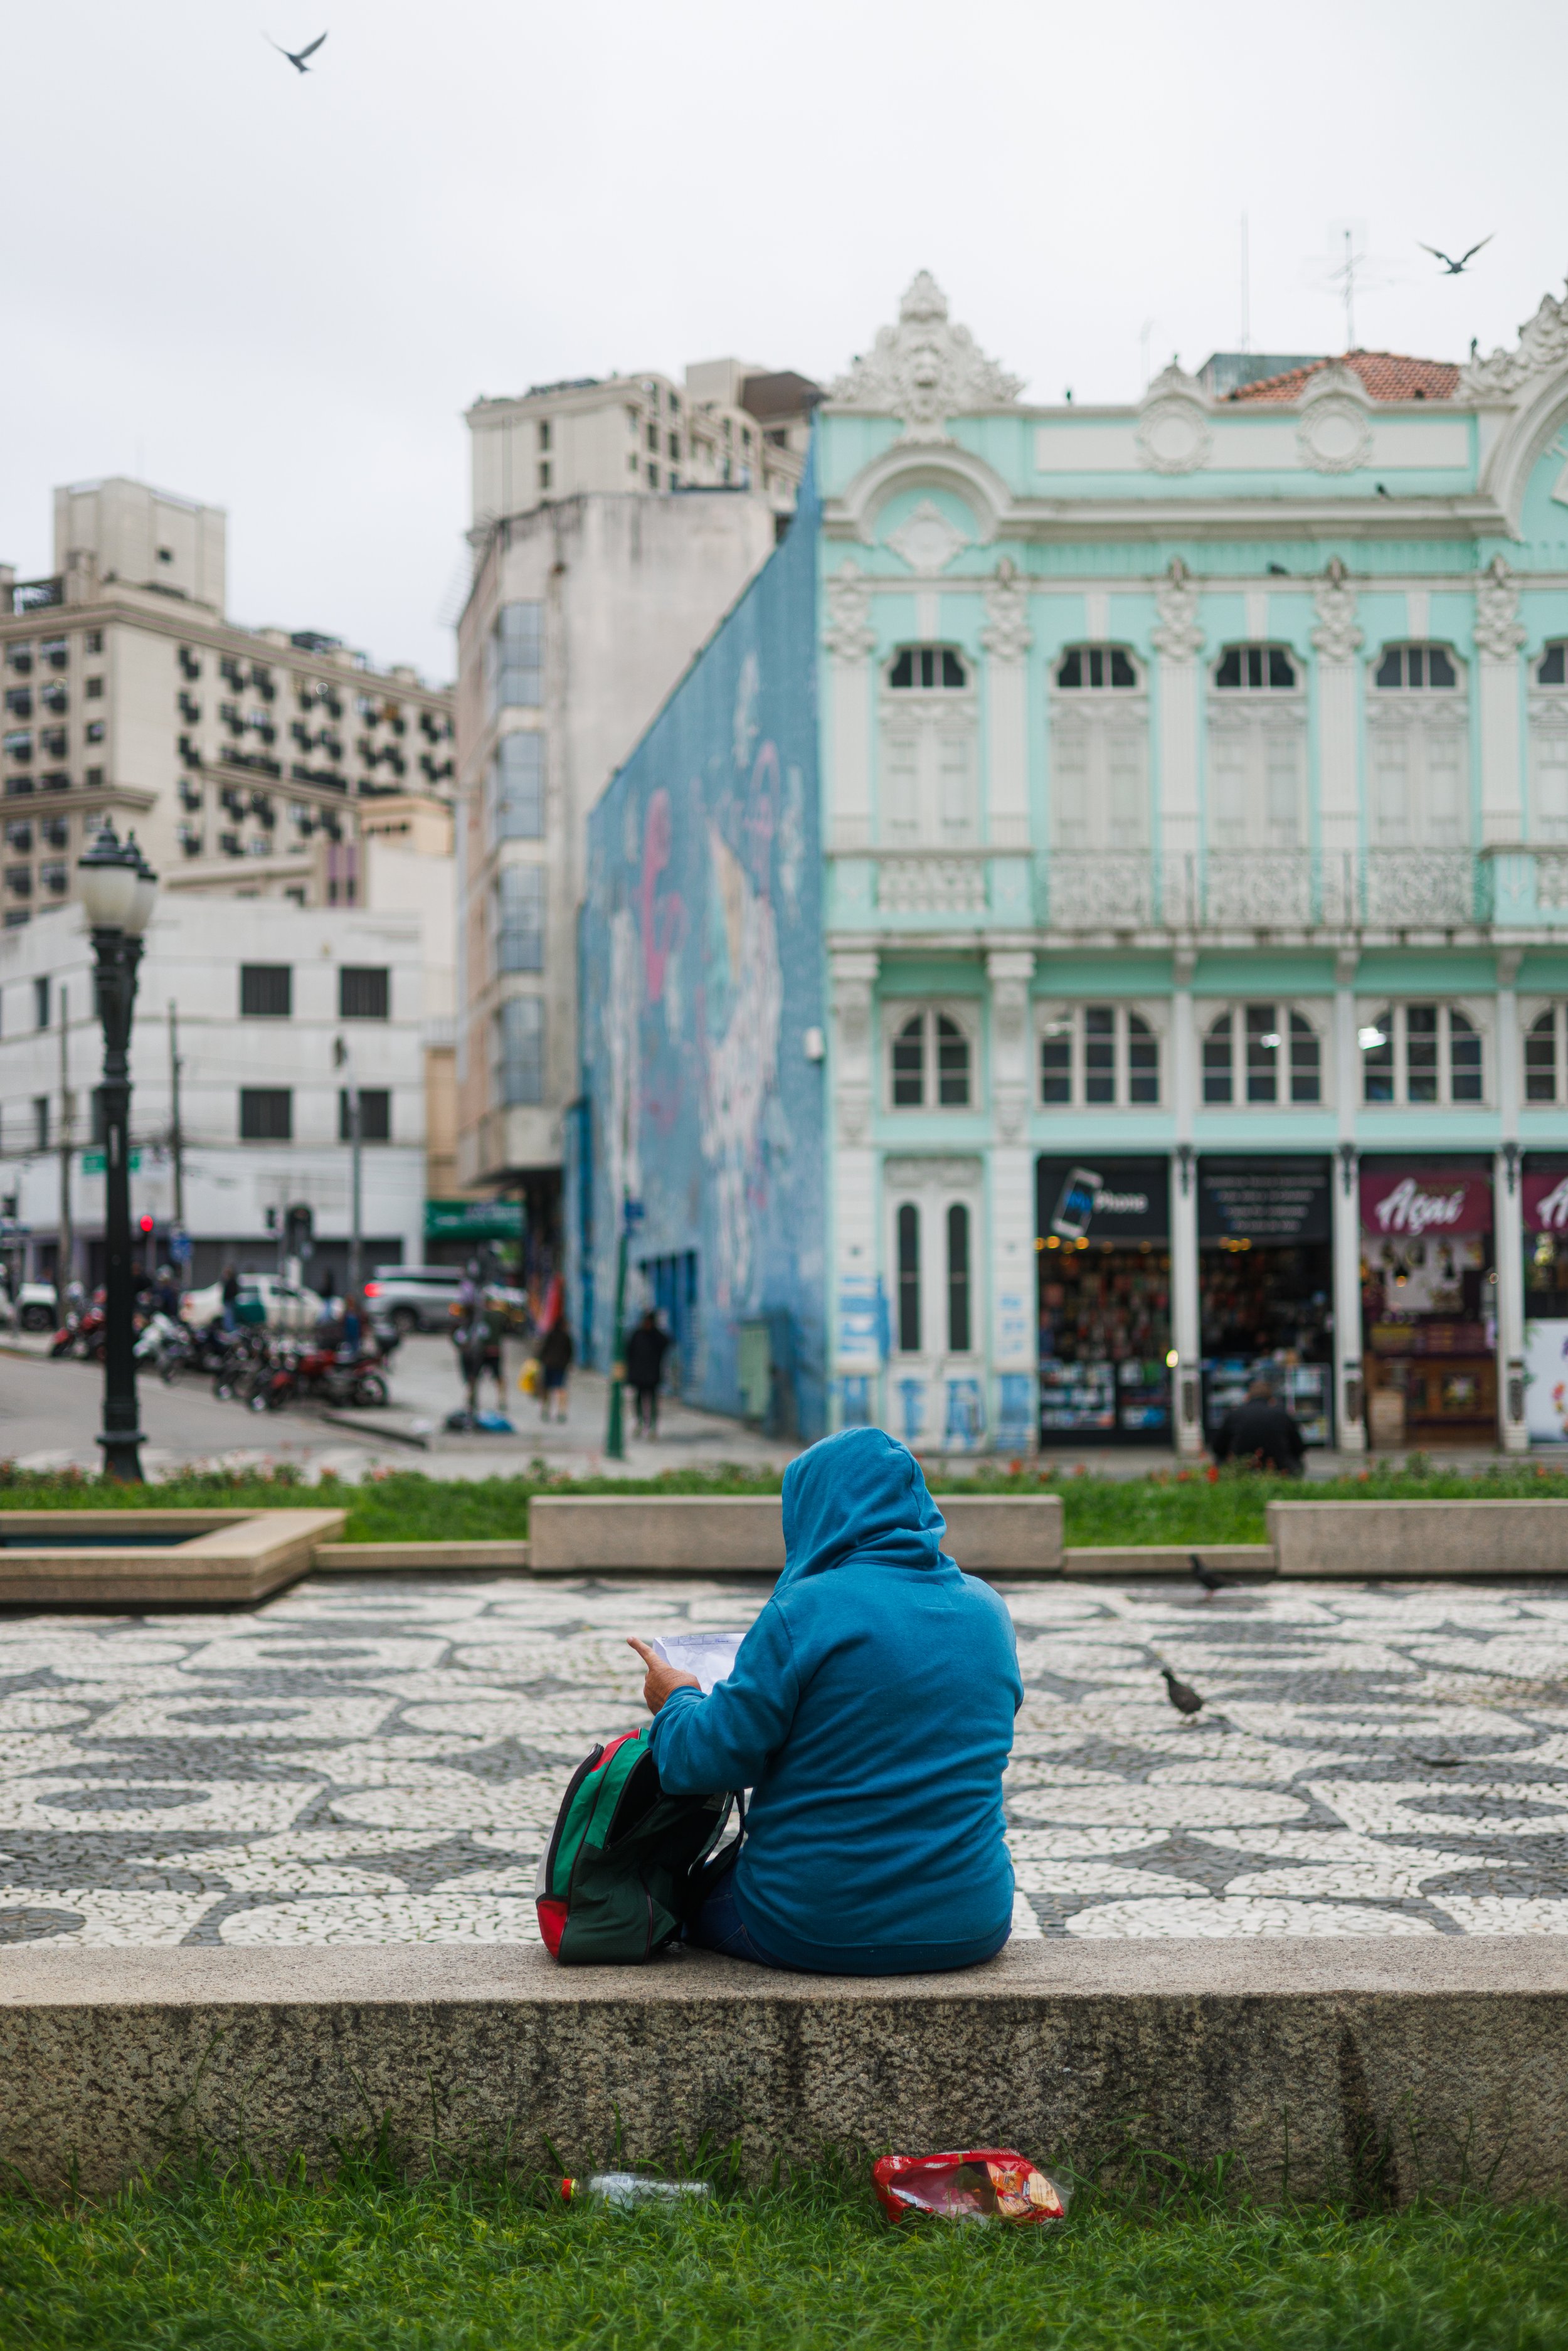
[[361, 1265, 466, 1336], [10, 1279, 58, 1332], [181, 1273, 325, 1335]]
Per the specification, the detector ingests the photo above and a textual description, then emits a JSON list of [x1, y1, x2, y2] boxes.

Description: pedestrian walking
[[537, 1314, 573, 1424], [625, 1309, 670, 1438]]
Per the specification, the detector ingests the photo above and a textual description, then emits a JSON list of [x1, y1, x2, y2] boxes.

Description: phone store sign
[[1037, 1157, 1169, 1242], [1360, 1170, 1492, 1238]]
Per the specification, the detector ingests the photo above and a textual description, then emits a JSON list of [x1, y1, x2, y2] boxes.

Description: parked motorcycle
[[134, 1312, 192, 1384], [50, 1301, 106, 1362], [292, 1342, 391, 1410]]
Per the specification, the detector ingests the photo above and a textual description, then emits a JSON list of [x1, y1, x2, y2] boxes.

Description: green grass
[[3, 1455, 1568, 1549], [3, 2156, 1567, 2350]]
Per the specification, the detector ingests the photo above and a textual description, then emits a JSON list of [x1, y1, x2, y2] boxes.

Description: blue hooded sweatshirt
[[648, 1427, 1022, 1973]]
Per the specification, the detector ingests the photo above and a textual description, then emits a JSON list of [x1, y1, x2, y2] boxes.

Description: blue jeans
[[687, 1869, 789, 1968]]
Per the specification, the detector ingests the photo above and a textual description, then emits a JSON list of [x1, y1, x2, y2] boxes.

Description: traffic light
[[139, 1215, 154, 1238]]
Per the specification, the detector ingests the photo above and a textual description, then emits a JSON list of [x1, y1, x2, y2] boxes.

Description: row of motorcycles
[[50, 1298, 396, 1414]]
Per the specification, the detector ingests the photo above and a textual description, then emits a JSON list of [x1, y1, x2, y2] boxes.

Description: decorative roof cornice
[[1459, 279, 1568, 398], [829, 273, 1022, 442]]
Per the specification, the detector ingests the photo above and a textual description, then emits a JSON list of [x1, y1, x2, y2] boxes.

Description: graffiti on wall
[[580, 464, 825, 1435]]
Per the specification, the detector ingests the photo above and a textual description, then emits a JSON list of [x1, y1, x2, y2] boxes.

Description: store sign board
[[1036, 1156, 1169, 1242], [1360, 1169, 1492, 1238], [1524, 1172, 1568, 1234], [424, 1197, 524, 1239], [1198, 1157, 1331, 1244]]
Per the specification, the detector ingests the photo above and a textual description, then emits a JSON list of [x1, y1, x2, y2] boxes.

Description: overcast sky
[[1, 0, 1558, 682]]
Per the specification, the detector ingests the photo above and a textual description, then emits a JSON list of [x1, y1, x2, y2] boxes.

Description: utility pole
[[57, 985, 72, 1295], [336, 1036, 363, 1301], [167, 1001, 185, 1285]]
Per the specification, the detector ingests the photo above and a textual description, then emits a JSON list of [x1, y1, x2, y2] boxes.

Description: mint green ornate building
[[813, 272, 1568, 1457]]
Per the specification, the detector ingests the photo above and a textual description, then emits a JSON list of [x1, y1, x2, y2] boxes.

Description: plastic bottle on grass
[[561, 2173, 712, 2209], [872, 2150, 1068, 2224]]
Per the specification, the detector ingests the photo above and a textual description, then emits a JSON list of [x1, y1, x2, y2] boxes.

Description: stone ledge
[[0, 1509, 346, 1606], [528, 1494, 1063, 1576], [314, 1541, 531, 1572], [1270, 1498, 1568, 1578], [2, 1939, 1564, 2200]]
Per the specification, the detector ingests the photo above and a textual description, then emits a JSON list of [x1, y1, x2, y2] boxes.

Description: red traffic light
[[139, 1215, 154, 1236]]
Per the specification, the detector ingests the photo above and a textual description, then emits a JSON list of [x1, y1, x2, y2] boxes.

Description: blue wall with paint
[[579, 464, 826, 1438]]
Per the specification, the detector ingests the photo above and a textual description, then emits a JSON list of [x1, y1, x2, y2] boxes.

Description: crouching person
[[628, 1426, 1022, 1975]]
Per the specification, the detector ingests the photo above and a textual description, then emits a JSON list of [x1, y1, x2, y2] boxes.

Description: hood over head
[[777, 1428, 950, 1591]]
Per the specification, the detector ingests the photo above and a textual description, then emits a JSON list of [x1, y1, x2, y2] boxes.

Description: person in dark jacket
[[630, 1427, 1022, 1974], [625, 1310, 670, 1437], [536, 1315, 573, 1423], [1213, 1376, 1306, 1474]]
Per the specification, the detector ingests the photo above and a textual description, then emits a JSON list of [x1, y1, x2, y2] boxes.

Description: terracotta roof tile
[[1231, 351, 1459, 403]]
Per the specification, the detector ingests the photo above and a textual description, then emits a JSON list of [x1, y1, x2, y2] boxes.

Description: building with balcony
[[0, 477, 455, 920], [576, 271, 1568, 1455]]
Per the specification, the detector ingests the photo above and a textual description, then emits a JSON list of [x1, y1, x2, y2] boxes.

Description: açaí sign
[[1524, 1171, 1568, 1233], [1359, 1169, 1492, 1238]]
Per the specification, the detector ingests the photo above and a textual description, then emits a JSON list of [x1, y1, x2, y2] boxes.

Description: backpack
[[534, 1723, 739, 1964]]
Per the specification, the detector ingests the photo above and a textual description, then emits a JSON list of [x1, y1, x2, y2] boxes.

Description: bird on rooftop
[[1160, 1665, 1204, 1718], [267, 29, 327, 72], [1418, 237, 1493, 276]]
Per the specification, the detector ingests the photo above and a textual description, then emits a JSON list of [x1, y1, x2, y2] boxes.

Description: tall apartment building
[[468, 361, 821, 529], [0, 478, 455, 921], [454, 354, 822, 1239]]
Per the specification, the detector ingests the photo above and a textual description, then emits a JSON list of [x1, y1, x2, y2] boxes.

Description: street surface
[[1, 1573, 1565, 1946]]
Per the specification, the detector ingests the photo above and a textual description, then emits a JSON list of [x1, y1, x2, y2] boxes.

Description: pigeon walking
[[1189, 1552, 1234, 1600], [1160, 1665, 1204, 1719], [267, 29, 327, 72]]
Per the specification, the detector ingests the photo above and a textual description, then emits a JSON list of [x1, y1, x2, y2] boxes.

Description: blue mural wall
[[578, 464, 826, 1438]]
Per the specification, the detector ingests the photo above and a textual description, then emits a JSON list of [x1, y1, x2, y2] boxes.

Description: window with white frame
[[1206, 645, 1306, 851], [1529, 644, 1568, 842], [1038, 1002, 1160, 1107], [879, 646, 977, 847], [1360, 1002, 1483, 1106], [1050, 645, 1149, 854], [1201, 1004, 1323, 1105], [888, 1007, 974, 1110], [1524, 1004, 1568, 1105], [889, 1190, 978, 1359], [1368, 644, 1468, 849]]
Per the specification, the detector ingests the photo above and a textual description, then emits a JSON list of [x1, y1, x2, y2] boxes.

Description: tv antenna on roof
[[1328, 225, 1362, 348]]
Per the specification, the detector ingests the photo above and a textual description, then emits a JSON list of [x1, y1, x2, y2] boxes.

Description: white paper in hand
[[647, 1630, 746, 1692]]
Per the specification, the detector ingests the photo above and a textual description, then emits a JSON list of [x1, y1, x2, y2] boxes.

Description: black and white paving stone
[[1, 1575, 1566, 1944]]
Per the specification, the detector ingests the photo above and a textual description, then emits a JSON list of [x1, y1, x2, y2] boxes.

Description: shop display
[[1036, 1157, 1170, 1444], [1360, 1163, 1495, 1444], [1522, 1161, 1568, 1446], [1198, 1159, 1334, 1448]]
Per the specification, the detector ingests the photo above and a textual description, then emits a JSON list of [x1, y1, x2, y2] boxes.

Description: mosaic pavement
[[2, 1574, 1568, 1945]]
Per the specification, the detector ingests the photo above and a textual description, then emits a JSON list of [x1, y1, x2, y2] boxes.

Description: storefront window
[[1361, 1164, 1495, 1446], [1198, 1157, 1333, 1445], [1036, 1157, 1170, 1442], [1524, 1161, 1568, 1442]]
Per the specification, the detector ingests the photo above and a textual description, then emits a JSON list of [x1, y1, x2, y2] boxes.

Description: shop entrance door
[[1036, 1157, 1172, 1443], [1524, 1160, 1568, 1443], [885, 1159, 985, 1453], [1360, 1161, 1495, 1447], [1198, 1157, 1334, 1446]]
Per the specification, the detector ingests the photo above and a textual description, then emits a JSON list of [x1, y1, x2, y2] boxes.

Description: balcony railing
[[1044, 850, 1495, 931]]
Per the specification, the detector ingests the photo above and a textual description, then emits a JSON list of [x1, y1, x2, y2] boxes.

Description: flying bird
[[1160, 1665, 1204, 1719], [1418, 236, 1493, 276], [267, 29, 327, 72]]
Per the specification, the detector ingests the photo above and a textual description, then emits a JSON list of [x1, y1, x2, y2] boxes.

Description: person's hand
[[627, 1638, 701, 1715]]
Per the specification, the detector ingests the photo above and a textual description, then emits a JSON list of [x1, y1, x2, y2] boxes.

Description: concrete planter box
[[527, 1494, 1062, 1577], [0, 1509, 345, 1606], [1270, 1499, 1568, 1579], [2, 1941, 1564, 2202]]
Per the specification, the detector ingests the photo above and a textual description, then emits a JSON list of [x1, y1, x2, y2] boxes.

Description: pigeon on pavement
[[1160, 1665, 1204, 1718]]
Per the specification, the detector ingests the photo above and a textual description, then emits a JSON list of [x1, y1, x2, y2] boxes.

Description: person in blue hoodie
[[627, 1426, 1023, 1975]]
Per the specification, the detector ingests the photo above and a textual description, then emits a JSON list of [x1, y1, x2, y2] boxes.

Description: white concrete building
[[1, 477, 455, 921], [467, 361, 820, 529], [453, 353, 819, 1222], [0, 896, 428, 1290]]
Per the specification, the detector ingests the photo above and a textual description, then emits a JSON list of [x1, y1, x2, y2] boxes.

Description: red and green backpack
[[534, 1724, 739, 1964]]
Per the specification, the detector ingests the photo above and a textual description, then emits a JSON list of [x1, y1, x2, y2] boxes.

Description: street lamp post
[[77, 820, 157, 1483]]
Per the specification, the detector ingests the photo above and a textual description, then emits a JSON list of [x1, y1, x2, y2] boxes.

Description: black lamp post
[[77, 820, 157, 1483]]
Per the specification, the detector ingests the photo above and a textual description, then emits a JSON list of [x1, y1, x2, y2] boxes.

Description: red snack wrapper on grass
[[872, 2150, 1068, 2225]]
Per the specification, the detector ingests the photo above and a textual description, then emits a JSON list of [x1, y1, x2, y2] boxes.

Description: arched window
[[1050, 644, 1148, 856], [946, 1203, 972, 1354], [1206, 645, 1306, 857], [1360, 1002, 1484, 1107], [1368, 644, 1467, 849], [879, 645, 977, 847], [887, 1008, 973, 1110], [1039, 1004, 1160, 1107], [1530, 643, 1568, 842], [1202, 1006, 1322, 1105], [1527, 1006, 1563, 1105], [897, 1203, 921, 1353]]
